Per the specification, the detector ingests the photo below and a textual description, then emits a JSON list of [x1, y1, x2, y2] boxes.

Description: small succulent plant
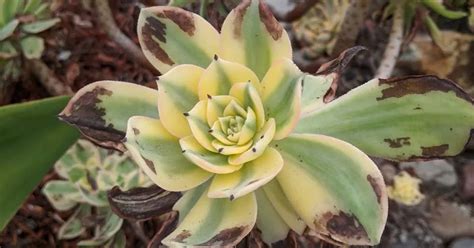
[[0, 0, 60, 82], [58, 0, 474, 246], [293, 0, 349, 59], [42, 140, 151, 247]]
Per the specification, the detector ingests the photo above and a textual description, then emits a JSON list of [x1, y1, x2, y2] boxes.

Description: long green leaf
[[295, 76, 474, 161], [0, 96, 79, 230]]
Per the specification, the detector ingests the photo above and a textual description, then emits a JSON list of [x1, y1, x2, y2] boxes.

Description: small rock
[[57, 50, 71, 61], [461, 164, 474, 199], [400, 159, 457, 187], [450, 238, 474, 248]]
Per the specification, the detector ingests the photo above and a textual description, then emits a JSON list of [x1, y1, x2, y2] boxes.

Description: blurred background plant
[[42, 140, 151, 247], [292, 0, 350, 59], [376, 0, 469, 78], [0, 0, 64, 104]]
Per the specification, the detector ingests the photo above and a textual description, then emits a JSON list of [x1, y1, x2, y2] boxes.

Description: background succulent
[[42, 140, 151, 247], [0, 0, 60, 98], [292, 0, 350, 59], [384, 0, 467, 52]]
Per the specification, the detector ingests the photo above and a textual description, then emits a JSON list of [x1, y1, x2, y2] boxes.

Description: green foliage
[[384, 0, 468, 51], [168, 0, 197, 7], [42, 140, 151, 246], [0, 0, 60, 82], [0, 96, 79, 231]]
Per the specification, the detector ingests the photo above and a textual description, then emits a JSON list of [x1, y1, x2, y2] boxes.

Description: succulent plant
[[57, 0, 474, 246], [384, 0, 467, 52], [292, 0, 350, 59], [42, 140, 151, 246], [0, 0, 60, 82]]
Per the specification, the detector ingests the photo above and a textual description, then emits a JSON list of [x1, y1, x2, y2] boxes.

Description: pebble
[[400, 159, 457, 187], [450, 238, 474, 248]]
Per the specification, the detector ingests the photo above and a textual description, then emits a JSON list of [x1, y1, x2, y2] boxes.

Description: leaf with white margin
[[295, 76, 474, 161], [138, 6, 219, 73], [261, 58, 302, 140], [273, 134, 387, 245], [60, 81, 159, 151], [157, 64, 203, 138], [58, 205, 90, 240], [218, 0, 292, 79], [208, 147, 283, 199], [124, 116, 212, 191], [163, 186, 257, 247], [42, 180, 80, 211], [77, 209, 123, 246]]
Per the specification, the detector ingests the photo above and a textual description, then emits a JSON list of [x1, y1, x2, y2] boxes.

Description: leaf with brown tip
[[107, 185, 181, 221]]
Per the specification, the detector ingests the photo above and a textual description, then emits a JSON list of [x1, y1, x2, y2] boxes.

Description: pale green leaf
[[273, 134, 387, 245], [168, 0, 196, 7], [23, 0, 41, 14], [261, 58, 302, 139], [422, 0, 467, 19], [163, 186, 256, 247], [78, 210, 123, 246], [58, 205, 90, 240], [295, 76, 474, 161], [0, 40, 18, 59], [22, 18, 60, 34], [0, 19, 19, 41], [300, 74, 334, 115], [20, 36, 44, 59], [42, 180, 80, 211], [255, 189, 290, 245]]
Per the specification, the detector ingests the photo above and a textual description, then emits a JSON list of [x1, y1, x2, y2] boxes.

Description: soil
[[1, 0, 474, 247]]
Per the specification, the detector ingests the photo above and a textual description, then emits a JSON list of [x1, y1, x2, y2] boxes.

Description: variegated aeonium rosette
[[58, 0, 474, 246]]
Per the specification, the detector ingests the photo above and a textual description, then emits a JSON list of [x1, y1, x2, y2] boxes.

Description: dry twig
[[94, 0, 157, 73]]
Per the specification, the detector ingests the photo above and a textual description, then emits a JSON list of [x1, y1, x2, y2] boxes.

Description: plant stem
[[94, 0, 158, 73], [375, 4, 404, 79], [128, 220, 150, 244], [200, 0, 209, 18], [27, 59, 73, 96]]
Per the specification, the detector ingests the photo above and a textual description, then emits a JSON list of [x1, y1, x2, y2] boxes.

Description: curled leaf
[[107, 185, 181, 220]]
